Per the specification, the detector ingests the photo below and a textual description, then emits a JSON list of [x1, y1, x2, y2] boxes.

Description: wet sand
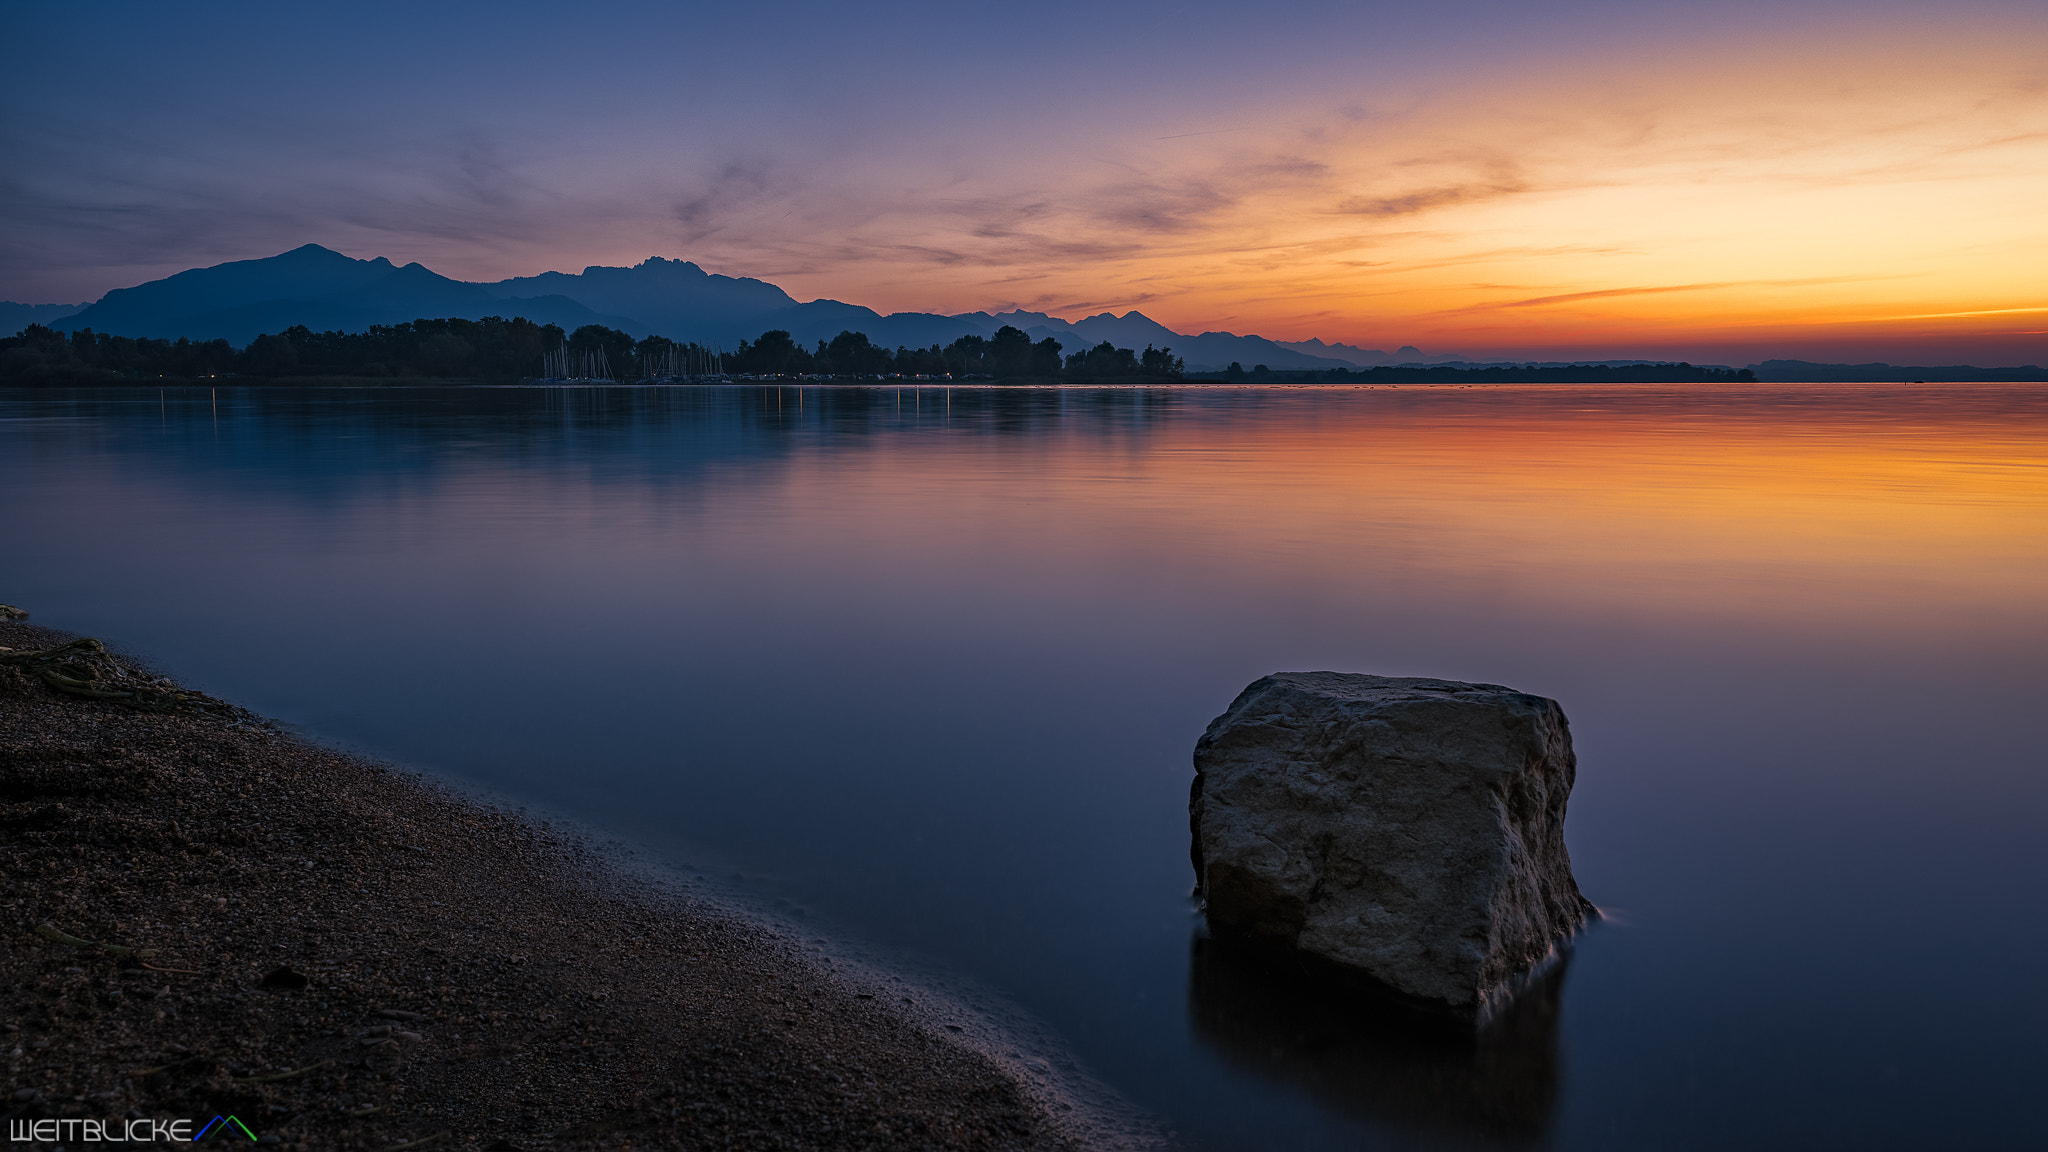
[[0, 618, 1084, 1150]]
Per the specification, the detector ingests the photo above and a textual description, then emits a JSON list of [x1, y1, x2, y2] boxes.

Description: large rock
[[1190, 672, 1594, 1020]]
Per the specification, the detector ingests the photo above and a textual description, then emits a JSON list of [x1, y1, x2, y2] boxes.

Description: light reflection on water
[[2, 383, 2044, 1150]]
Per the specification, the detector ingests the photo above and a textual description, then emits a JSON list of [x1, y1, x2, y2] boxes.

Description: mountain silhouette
[[0, 301, 86, 333], [482, 257, 796, 335], [953, 310, 1357, 371], [60, 245, 639, 344], [744, 300, 987, 350], [62, 244, 394, 338], [1069, 310, 1184, 347], [45, 245, 1373, 370], [1171, 329, 1346, 372], [952, 310, 1124, 356], [1275, 338, 1402, 367]]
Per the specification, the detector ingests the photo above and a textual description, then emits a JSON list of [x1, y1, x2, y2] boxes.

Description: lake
[[3, 382, 2042, 1149]]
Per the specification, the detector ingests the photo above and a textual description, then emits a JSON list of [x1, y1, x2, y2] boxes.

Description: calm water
[[3, 383, 2043, 1149]]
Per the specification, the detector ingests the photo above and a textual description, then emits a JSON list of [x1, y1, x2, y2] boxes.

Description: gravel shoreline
[[0, 617, 1091, 1151]]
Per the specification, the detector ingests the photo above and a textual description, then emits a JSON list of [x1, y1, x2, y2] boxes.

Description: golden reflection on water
[[803, 385, 2048, 636]]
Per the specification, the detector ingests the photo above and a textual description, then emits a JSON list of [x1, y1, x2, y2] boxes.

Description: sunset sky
[[5, 0, 2044, 363]]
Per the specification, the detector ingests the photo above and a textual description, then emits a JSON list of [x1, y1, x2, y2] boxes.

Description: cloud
[[1153, 127, 1261, 141], [1880, 305, 2048, 321], [1084, 175, 1239, 235], [1446, 276, 1908, 314], [1478, 282, 1749, 310], [1334, 181, 1528, 217], [671, 160, 785, 243]]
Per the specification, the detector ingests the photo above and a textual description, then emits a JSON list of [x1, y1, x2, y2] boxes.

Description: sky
[[4, 0, 2045, 364]]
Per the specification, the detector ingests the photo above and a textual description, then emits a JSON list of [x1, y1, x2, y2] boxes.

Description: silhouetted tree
[[417, 333, 472, 376], [986, 326, 1034, 377], [893, 343, 948, 376], [242, 333, 300, 375], [633, 334, 674, 374], [942, 334, 989, 376], [0, 316, 561, 382], [0, 319, 1772, 386], [1031, 337, 1063, 376], [734, 329, 810, 375], [823, 330, 890, 376], [1065, 341, 1142, 377], [568, 325, 635, 377], [1140, 344, 1184, 378]]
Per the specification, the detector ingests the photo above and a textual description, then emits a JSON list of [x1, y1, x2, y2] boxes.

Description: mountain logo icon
[[192, 1114, 258, 1142]]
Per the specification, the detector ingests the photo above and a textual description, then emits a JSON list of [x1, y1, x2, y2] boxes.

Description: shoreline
[[0, 616, 1135, 1151]]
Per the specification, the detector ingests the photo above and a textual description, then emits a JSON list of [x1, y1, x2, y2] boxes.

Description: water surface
[[4, 383, 2043, 1149]]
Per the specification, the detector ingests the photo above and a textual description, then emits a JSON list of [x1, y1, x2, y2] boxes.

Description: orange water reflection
[[784, 384, 2048, 643]]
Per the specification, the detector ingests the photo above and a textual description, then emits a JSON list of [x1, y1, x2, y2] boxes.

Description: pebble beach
[[0, 616, 1084, 1151]]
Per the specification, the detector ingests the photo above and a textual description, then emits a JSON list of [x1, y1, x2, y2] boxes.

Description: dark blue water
[[3, 383, 2043, 1149]]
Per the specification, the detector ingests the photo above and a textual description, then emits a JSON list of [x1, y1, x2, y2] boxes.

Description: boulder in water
[[1190, 672, 1595, 1020]]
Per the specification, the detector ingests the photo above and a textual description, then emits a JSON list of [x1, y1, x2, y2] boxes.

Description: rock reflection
[[1187, 934, 1566, 1148]]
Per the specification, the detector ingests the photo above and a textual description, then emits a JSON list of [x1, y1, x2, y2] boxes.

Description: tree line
[[557, 323, 1183, 380], [0, 317, 561, 384], [0, 317, 1186, 383]]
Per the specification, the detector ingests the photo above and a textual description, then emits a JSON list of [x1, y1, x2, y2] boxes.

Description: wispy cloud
[[1153, 127, 1260, 141], [1475, 282, 1750, 310], [1447, 276, 1907, 314], [671, 160, 785, 243], [1334, 181, 1527, 217], [1880, 305, 2048, 320]]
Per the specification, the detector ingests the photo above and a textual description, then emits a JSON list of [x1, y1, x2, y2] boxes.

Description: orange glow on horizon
[[723, 31, 2048, 364]]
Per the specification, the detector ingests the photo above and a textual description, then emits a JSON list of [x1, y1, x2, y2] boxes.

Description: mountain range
[[13, 245, 1433, 371], [0, 301, 92, 334]]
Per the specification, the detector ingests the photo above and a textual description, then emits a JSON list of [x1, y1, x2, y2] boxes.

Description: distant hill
[[1169, 329, 1355, 372], [953, 310, 1356, 372], [746, 300, 987, 350], [1749, 359, 2048, 382], [481, 257, 796, 336], [0, 301, 87, 332], [1273, 337, 1391, 366], [69, 244, 394, 334], [55, 245, 640, 344], [1268, 338, 1474, 367]]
